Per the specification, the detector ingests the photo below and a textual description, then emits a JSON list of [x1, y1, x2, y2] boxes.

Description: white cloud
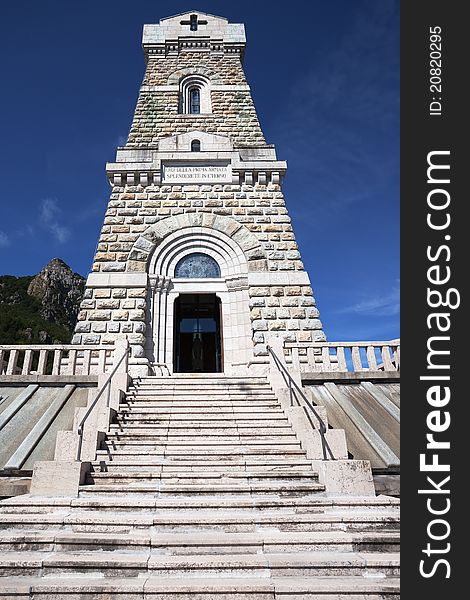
[[338, 284, 400, 317], [40, 198, 70, 243], [16, 224, 35, 238], [0, 231, 9, 246]]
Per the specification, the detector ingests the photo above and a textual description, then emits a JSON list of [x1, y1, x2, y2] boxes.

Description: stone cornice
[[144, 41, 245, 62], [106, 151, 287, 187]]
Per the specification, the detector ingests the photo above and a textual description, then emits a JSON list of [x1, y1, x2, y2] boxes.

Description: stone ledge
[[0, 375, 99, 384], [86, 273, 148, 288], [301, 371, 400, 383], [140, 84, 251, 92], [248, 272, 311, 286]]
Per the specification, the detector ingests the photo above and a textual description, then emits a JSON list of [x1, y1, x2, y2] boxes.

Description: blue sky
[[0, 0, 399, 342]]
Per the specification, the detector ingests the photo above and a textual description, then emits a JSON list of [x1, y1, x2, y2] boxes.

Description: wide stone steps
[[113, 415, 294, 434], [132, 378, 271, 388], [115, 413, 288, 420], [78, 482, 327, 498], [101, 447, 303, 456], [107, 424, 296, 433], [0, 495, 400, 515], [103, 439, 303, 448], [119, 404, 283, 412], [0, 510, 400, 534], [90, 458, 316, 469], [121, 400, 282, 408], [112, 415, 290, 423], [112, 420, 291, 427], [126, 397, 280, 405], [0, 550, 399, 579], [108, 428, 295, 437], [106, 428, 297, 446], [136, 376, 268, 382], [100, 446, 305, 460], [0, 530, 400, 553], [127, 398, 280, 406], [0, 375, 400, 596], [128, 385, 276, 393], [109, 415, 295, 428], [122, 394, 281, 404], [0, 575, 401, 599], [86, 470, 321, 487], [127, 392, 276, 402], [130, 385, 276, 392], [96, 447, 308, 459], [127, 389, 278, 394], [105, 433, 300, 443], [90, 460, 314, 471], [98, 375, 319, 488], [104, 440, 301, 450]]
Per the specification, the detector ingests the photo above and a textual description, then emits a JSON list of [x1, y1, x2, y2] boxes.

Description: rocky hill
[[0, 259, 85, 344]]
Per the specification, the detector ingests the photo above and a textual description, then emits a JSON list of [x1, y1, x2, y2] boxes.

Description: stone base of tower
[[0, 369, 400, 596], [73, 197, 326, 380]]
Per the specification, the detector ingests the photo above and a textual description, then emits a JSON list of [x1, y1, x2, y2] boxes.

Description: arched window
[[191, 139, 201, 152], [179, 75, 211, 114], [189, 88, 200, 114], [175, 253, 221, 278]]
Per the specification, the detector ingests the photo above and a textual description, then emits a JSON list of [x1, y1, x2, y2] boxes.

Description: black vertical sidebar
[[401, 1, 466, 597]]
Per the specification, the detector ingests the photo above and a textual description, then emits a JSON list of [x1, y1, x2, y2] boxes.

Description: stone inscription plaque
[[162, 163, 232, 184]]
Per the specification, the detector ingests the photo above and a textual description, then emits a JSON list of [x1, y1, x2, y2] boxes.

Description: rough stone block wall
[[249, 285, 323, 347], [92, 182, 302, 272], [73, 178, 326, 354], [75, 287, 147, 347], [74, 45, 327, 358], [142, 53, 247, 86], [126, 53, 266, 147]]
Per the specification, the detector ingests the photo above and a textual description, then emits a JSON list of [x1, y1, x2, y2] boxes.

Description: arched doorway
[[173, 294, 223, 373], [145, 225, 254, 374]]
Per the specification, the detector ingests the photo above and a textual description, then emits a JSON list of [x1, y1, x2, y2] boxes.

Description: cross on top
[[180, 14, 207, 31]]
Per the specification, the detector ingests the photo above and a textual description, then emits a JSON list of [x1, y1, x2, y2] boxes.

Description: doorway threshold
[[170, 372, 227, 378]]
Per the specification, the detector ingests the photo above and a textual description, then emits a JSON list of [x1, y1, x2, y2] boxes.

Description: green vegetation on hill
[[0, 275, 71, 344], [0, 259, 85, 345]]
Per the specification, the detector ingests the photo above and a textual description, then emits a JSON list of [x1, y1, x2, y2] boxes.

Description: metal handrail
[[76, 347, 130, 461], [267, 344, 335, 460]]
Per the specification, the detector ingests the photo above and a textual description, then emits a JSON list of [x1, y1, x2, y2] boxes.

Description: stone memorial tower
[[0, 12, 400, 595], [73, 10, 326, 375]]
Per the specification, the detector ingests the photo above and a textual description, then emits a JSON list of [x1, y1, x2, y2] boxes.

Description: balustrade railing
[[0, 345, 114, 376], [284, 340, 400, 373], [0, 340, 399, 376]]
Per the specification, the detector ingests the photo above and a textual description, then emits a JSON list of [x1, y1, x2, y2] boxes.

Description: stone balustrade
[[0, 345, 114, 377], [284, 340, 400, 373], [0, 340, 399, 376]]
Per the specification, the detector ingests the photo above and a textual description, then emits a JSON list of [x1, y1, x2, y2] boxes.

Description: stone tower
[[73, 10, 326, 375]]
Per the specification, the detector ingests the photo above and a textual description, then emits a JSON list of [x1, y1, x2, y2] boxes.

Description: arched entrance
[[173, 294, 223, 373], [144, 223, 255, 374]]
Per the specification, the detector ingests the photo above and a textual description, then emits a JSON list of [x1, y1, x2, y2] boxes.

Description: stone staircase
[[0, 375, 400, 598]]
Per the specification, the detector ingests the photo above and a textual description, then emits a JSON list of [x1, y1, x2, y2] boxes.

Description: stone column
[[147, 276, 173, 371]]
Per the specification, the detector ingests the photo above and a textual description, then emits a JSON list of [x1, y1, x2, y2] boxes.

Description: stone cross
[[180, 14, 207, 31]]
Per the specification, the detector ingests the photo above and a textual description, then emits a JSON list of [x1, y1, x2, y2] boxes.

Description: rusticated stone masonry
[[93, 182, 301, 273], [74, 12, 326, 365], [127, 53, 265, 147]]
